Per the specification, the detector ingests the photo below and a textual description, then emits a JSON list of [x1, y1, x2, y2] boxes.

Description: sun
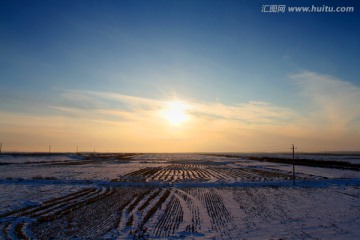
[[161, 101, 190, 126]]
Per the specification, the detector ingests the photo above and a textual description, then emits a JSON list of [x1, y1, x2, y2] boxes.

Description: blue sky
[[1, 0, 360, 152]]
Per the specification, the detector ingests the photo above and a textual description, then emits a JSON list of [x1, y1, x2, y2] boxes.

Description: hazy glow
[[161, 101, 190, 126], [1, 72, 360, 152]]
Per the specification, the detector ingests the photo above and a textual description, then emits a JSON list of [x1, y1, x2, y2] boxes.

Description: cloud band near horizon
[[0, 71, 359, 152]]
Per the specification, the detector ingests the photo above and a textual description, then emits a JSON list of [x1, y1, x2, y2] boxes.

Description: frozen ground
[[0, 184, 86, 215], [224, 152, 360, 164], [0, 153, 360, 239]]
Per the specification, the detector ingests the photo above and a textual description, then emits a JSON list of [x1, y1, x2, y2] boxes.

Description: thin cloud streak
[[191, 101, 298, 125], [57, 89, 298, 125]]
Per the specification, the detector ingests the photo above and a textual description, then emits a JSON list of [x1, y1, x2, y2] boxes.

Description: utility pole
[[291, 144, 297, 185], [49, 145, 51, 154]]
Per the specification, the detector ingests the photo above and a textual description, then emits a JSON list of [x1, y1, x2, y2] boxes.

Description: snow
[[0, 183, 85, 214], [0, 154, 82, 164], [0, 161, 164, 181], [1, 153, 360, 239], [226, 153, 360, 164], [268, 164, 360, 179]]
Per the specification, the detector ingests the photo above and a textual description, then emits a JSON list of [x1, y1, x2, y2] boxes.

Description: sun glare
[[161, 101, 190, 126]]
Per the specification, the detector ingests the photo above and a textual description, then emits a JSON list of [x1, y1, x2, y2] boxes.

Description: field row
[[120, 165, 294, 183], [0, 186, 113, 239], [1, 185, 359, 239]]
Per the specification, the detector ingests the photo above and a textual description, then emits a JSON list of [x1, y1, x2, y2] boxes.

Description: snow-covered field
[[0, 153, 359, 239], [225, 152, 360, 164]]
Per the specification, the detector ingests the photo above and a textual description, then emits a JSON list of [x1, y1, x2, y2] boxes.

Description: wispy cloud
[[2, 71, 360, 152], [191, 101, 297, 125], [55, 89, 298, 126], [61, 90, 163, 108], [291, 71, 360, 132]]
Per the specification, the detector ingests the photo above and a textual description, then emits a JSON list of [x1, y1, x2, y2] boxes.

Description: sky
[[1, 0, 360, 152]]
